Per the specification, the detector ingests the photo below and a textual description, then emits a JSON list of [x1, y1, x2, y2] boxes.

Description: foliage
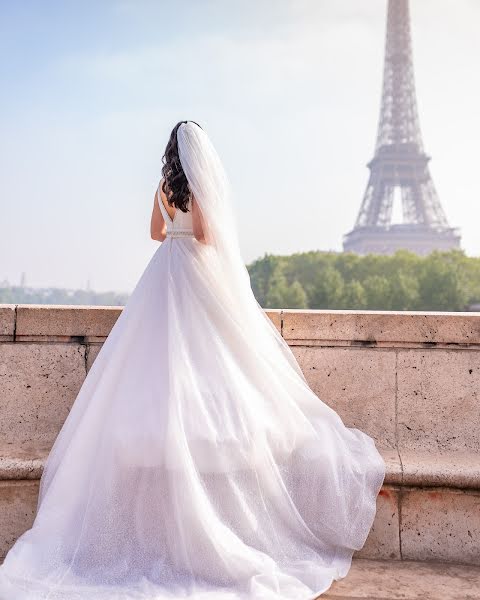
[[247, 249, 480, 311]]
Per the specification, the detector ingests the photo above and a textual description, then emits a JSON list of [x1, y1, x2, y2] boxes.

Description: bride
[[0, 121, 385, 599]]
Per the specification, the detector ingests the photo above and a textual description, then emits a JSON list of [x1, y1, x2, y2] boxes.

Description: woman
[[0, 121, 385, 599]]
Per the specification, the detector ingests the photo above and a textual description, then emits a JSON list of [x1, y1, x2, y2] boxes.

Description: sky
[[1, 0, 479, 293]]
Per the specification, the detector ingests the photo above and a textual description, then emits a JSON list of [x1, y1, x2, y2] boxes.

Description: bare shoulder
[[157, 179, 171, 209], [158, 178, 166, 199]]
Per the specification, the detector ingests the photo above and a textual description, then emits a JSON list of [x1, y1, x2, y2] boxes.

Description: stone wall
[[1, 305, 479, 564]]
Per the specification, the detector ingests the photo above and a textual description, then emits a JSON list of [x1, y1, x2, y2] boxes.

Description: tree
[[264, 266, 308, 309], [417, 251, 468, 311], [363, 275, 391, 309], [340, 280, 367, 309], [308, 265, 345, 309]]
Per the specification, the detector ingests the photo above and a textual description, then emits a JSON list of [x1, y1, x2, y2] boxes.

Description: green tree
[[363, 275, 391, 309], [248, 253, 281, 306], [264, 266, 308, 309], [389, 272, 419, 311], [340, 280, 367, 309], [308, 265, 345, 309], [417, 251, 468, 310]]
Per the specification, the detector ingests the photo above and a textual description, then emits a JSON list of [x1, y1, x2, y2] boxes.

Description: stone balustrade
[[0, 305, 479, 565]]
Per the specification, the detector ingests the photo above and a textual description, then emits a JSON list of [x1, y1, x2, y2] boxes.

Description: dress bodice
[[157, 186, 194, 238]]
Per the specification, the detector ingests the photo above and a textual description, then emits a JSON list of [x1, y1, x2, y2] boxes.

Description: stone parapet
[[1, 305, 479, 564], [282, 308, 480, 348]]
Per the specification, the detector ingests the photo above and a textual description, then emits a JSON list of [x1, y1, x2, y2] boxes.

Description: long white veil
[[177, 123, 251, 296], [177, 121, 307, 381]]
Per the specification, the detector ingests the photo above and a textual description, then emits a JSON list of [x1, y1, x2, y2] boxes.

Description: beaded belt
[[166, 229, 195, 238]]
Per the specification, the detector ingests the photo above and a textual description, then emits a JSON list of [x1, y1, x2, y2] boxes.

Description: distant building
[[343, 0, 461, 256]]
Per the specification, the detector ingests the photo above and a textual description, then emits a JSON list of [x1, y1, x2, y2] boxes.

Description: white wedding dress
[[0, 123, 385, 600]]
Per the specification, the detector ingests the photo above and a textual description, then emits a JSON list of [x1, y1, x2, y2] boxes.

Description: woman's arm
[[192, 196, 207, 243], [150, 186, 167, 242]]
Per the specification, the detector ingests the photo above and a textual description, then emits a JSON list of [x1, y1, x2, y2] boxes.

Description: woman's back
[[157, 190, 194, 237]]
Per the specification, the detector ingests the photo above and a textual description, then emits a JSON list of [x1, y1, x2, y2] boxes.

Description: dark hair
[[161, 120, 202, 212]]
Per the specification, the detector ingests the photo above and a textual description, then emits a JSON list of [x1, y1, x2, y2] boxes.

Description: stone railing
[[1, 305, 479, 565]]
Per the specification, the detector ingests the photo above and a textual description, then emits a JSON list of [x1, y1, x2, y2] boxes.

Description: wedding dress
[[0, 122, 385, 600]]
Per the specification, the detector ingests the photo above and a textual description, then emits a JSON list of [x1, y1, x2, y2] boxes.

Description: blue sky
[[1, 0, 479, 292]]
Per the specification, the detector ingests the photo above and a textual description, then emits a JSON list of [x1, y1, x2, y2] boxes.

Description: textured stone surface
[[15, 305, 122, 341], [0, 305, 15, 341], [86, 344, 103, 372], [401, 488, 480, 565], [291, 346, 397, 449], [397, 350, 480, 453], [282, 309, 480, 346], [0, 442, 50, 480], [401, 450, 480, 489], [382, 449, 403, 485], [9, 306, 480, 346], [0, 446, 401, 483], [0, 343, 85, 445], [355, 486, 401, 561], [324, 558, 480, 599], [265, 309, 282, 334], [0, 480, 39, 559]]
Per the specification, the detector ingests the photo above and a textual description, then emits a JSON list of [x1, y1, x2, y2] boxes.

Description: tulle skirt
[[0, 236, 386, 599]]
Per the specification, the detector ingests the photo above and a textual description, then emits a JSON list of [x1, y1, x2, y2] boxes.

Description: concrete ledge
[[0, 305, 15, 341], [15, 305, 122, 341], [7, 306, 480, 347], [401, 450, 480, 490], [366, 450, 480, 490], [8, 306, 283, 342], [282, 309, 480, 348], [1, 445, 477, 491], [0, 443, 50, 480], [325, 558, 480, 600]]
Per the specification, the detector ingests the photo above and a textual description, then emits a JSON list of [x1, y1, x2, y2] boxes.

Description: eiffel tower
[[343, 0, 461, 255]]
